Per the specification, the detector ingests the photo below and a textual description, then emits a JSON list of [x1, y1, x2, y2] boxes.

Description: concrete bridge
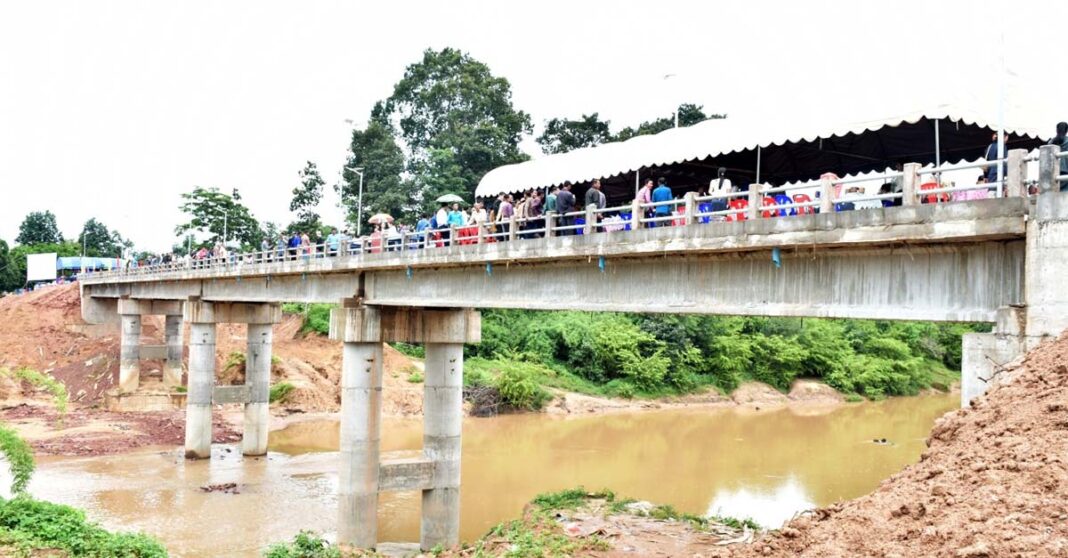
[[76, 146, 1068, 551]]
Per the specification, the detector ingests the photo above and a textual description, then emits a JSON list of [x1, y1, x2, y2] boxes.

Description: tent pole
[[755, 146, 762, 185], [934, 118, 941, 183], [635, 170, 640, 198]]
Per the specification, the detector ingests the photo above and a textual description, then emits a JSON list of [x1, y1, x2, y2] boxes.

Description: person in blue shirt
[[447, 203, 466, 227], [415, 216, 431, 248], [325, 229, 340, 257], [651, 178, 673, 228], [287, 233, 302, 260], [984, 132, 1008, 184]]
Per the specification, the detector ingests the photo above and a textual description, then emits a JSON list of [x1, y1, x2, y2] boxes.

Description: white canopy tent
[[476, 104, 1045, 201]]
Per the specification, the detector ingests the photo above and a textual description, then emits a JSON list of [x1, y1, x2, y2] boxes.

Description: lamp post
[[346, 166, 365, 236]]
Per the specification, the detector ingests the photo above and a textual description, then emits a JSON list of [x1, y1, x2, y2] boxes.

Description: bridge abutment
[[962, 147, 1068, 406], [183, 300, 281, 459], [330, 304, 480, 551]]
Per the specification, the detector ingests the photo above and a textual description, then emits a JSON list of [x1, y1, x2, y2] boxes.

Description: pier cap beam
[[329, 304, 480, 344], [184, 300, 282, 324], [117, 298, 184, 316]]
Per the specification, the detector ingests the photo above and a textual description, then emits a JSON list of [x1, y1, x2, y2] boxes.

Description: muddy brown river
[[22, 394, 956, 557]]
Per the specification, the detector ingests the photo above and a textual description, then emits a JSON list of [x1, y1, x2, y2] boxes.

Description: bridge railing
[[82, 147, 1058, 282]]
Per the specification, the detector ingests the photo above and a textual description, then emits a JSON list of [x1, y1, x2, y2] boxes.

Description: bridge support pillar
[[185, 319, 216, 459], [421, 341, 463, 550], [330, 304, 480, 551], [183, 300, 282, 459], [118, 314, 142, 393], [243, 323, 273, 456], [163, 315, 184, 388]]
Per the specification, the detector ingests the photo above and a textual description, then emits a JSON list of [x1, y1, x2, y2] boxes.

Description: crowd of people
[[110, 122, 1068, 272]]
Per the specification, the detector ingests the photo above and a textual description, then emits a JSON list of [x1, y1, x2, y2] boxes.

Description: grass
[[407, 371, 424, 383], [2, 367, 68, 416], [531, 487, 761, 531], [392, 342, 425, 359], [263, 531, 341, 558], [269, 382, 295, 404], [222, 351, 246, 372]]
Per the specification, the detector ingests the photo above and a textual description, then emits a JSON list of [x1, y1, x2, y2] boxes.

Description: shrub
[[0, 424, 34, 496], [392, 342, 425, 359], [269, 382, 295, 404], [0, 497, 167, 557], [407, 371, 424, 383], [263, 531, 340, 558], [495, 366, 551, 410], [4, 368, 68, 415]]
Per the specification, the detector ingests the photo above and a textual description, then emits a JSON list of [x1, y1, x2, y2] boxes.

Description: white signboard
[[26, 253, 58, 282]]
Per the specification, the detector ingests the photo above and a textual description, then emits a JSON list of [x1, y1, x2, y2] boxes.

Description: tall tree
[[76, 218, 129, 257], [287, 161, 325, 234], [0, 239, 21, 292], [174, 186, 261, 248], [16, 211, 63, 246], [614, 103, 723, 141], [383, 47, 532, 205], [341, 115, 412, 224], [536, 113, 613, 155]]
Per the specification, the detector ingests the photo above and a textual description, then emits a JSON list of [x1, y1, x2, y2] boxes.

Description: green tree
[[341, 116, 412, 223], [76, 218, 129, 257], [383, 47, 532, 201], [536, 113, 613, 155], [287, 161, 325, 234], [16, 211, 63, 246], [174, 186, 261, 248], [0, 239, 21, 292], [614, 103, 724, 141], [8, 242, 80, 286]]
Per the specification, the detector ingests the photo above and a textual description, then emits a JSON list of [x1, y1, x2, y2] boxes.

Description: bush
[[495, 365, 551, 410], [269, 382, 295, 404], [0, 497, 167, 557], [407, 371, 424, 383], [0, 423, 34, 496], [263, 531, 340, 558], [392, 342, 425, 359], [4, 368, 68, 415]]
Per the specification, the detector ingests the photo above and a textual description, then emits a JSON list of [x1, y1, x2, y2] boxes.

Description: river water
[[22, 394, 955, 557]]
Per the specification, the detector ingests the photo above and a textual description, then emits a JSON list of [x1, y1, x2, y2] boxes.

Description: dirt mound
[[714, 333, 1068, 557], [0, 285, 121, 403]]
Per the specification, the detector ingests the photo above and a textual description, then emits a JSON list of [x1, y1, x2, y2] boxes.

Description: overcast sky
[[2, 0, 1065, 251]]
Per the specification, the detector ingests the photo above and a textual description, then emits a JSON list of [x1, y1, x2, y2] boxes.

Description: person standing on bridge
[[636, 178, 654, 223], [1048, 122, 1068, 191], [585, 179, 606, 233], [651, 178, 673, 227], [496, 194, 514, 240], [326, 228, 340, 257], [557, 182, 576, 235]]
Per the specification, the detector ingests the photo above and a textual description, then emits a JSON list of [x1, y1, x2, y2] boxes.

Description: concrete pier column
[[421, 342, 464, 550], [338, 340, 384, 548], [243, 323, 273, 456], [184, 320, 216, 459], [163, 315, 184, 388], [118, 314, 142, 393]]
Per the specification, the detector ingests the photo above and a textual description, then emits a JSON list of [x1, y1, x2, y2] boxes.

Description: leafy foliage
[[494, 366, 551, 410], [77, 218, 131, 258], [614, 103, 724, 141], [0, 239, 23, 293], [381, 47, 532, 212], [174, 186, 262, 249], [341, 117, 412, 224], [16, 211, 63, 246], [269, 382, 295, 404], [0, 423, 34, 496], [474, 311, 982, 400], [287, 162, 326, 235], [536, 113, 613, 155], [5, 368, 69, 416], [0, 497, 167, 557], [281, 303, 334, 336], [263, 531, 341, 558]]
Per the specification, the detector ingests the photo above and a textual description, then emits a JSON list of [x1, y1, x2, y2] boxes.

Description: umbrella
[[435, 193, 466, 204], [367, 213, 394, 224]]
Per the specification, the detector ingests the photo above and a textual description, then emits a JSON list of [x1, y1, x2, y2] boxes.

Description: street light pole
[[346, 166, 365, 236]]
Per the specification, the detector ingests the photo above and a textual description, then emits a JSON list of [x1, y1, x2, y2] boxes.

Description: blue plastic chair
[[619, 212, 632, 231], [574, 217, 585, 235], [697, 202, 713, 223], [774, 194, 793, 216]]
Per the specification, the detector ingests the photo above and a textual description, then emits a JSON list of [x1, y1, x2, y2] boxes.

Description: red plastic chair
[[920, 182, 950, 204], [793, 193, 815, 215], [761, 196, 779, 219], [727, 199, 748, 221], [458, 226, 479, 245]]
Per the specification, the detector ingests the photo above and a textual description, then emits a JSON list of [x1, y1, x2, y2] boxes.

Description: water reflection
[[706, 476, 816, 528], [11, 394, 956, 557]]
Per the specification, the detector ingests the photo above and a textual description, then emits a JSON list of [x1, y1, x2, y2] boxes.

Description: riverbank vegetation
[[283, 304, 984, 409]]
